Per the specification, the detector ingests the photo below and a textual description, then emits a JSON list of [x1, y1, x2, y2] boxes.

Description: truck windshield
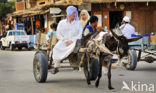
[[20, 32, 26, 35], [12, 31, 26, 36]]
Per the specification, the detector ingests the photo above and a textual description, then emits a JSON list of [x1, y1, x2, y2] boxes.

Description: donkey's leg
[[95, 54, 104, 88], [95, 59, 102, 88], [116, 58, 121, 66], [84, 53, 91, 85], [87, 73, 91, 85], [108, 60, 114, 90], [84, 66, 91, 85], [85, 66, 91, 85]]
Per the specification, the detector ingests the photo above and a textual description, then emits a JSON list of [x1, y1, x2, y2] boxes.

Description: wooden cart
[[33, 32, 100, 83]]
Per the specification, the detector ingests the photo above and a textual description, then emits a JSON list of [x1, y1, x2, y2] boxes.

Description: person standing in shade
[[46, 23, 58, 48], [46, 23, 57, 41]]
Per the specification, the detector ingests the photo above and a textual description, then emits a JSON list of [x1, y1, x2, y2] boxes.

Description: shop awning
[[12, 4, 49, 17], [54, 0, 83, 5], [51, 15, 66, 18]]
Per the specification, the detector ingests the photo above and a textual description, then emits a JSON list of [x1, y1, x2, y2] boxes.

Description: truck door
[[5, 32, 13, 47]]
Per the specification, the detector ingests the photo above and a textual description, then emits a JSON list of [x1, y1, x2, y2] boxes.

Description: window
[[15, 32, 20, 36], [20, 32, 26, 35], [8, 32, 13, 36], [12, 32, 15, 35]]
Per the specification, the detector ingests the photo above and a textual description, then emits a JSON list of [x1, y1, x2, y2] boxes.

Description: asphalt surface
[[0, 49, 156, 93]]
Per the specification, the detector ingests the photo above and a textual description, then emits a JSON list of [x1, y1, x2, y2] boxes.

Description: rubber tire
[[40, 50, 48, 60], [33, 51, 48, 83], [10, 44, 14, 51], [1, 45, 5, 50], [25, 45, 28, 49], [25, 45, 28, 50], [126, 50, 137, 70], [18, 47, 22, 50], [90, 59, 99, 80]]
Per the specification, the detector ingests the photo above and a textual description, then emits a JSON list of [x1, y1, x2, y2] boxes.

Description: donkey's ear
[[110, 30, 120, 40], [127, 37, 142, 42]]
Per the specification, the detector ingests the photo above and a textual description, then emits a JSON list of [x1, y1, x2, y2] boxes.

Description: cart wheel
[[33, 51, 48, 83], [125, 50, 137, 70]]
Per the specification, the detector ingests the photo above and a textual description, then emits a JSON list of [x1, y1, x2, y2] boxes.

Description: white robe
[[53, 19, 83, 61]]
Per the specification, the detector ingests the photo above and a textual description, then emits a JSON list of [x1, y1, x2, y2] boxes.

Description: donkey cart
[[33, 32, 99, 83], [128, 34, 156, 70]]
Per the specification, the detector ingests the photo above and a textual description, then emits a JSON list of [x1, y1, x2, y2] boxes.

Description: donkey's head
[[110, 30, 142, 58]]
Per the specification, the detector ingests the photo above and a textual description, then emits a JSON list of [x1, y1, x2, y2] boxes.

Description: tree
[[0, 1, 15, 20], [0, 0, 7, 3]]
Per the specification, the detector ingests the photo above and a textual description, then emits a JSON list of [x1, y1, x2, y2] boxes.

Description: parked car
[[0, 30, 29, 51]]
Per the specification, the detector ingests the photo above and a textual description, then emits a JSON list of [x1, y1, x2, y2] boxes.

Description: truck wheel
[[33, 51, 48, 83], [25, 45, 28, 49], [124, 50, 137, 70], [9, 44, 14, 51], [18, 47, 22, 50], [1, 45, 5, 50]]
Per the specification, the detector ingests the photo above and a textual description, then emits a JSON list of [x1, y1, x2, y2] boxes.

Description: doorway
[[109, 11, 123, 29]]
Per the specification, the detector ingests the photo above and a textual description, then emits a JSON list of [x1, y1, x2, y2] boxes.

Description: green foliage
[[0, 0, 7, 3], [0, 1, 15, 20]]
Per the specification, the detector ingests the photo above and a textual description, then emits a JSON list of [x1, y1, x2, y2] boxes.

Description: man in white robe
[[120, 16, 135, 38], [52, 6, 83, 74]]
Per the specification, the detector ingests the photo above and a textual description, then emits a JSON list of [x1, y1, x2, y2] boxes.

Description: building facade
[[83, 0, 156, 34], [13, 0, 156, 35], [13, 0, 67, 35]]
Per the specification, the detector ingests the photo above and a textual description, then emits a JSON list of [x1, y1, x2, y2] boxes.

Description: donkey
[[84, 30, 142, 90]]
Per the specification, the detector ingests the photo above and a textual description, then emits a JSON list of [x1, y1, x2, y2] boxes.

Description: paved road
[[0, 50, 156, 93]]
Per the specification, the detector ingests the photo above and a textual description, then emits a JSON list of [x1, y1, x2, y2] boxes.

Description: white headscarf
[[80, 9, 90, 28], [66, 6, 79, 21]]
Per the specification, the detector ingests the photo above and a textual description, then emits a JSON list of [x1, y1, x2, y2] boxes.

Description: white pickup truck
[[0, 30, 29, 51]]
